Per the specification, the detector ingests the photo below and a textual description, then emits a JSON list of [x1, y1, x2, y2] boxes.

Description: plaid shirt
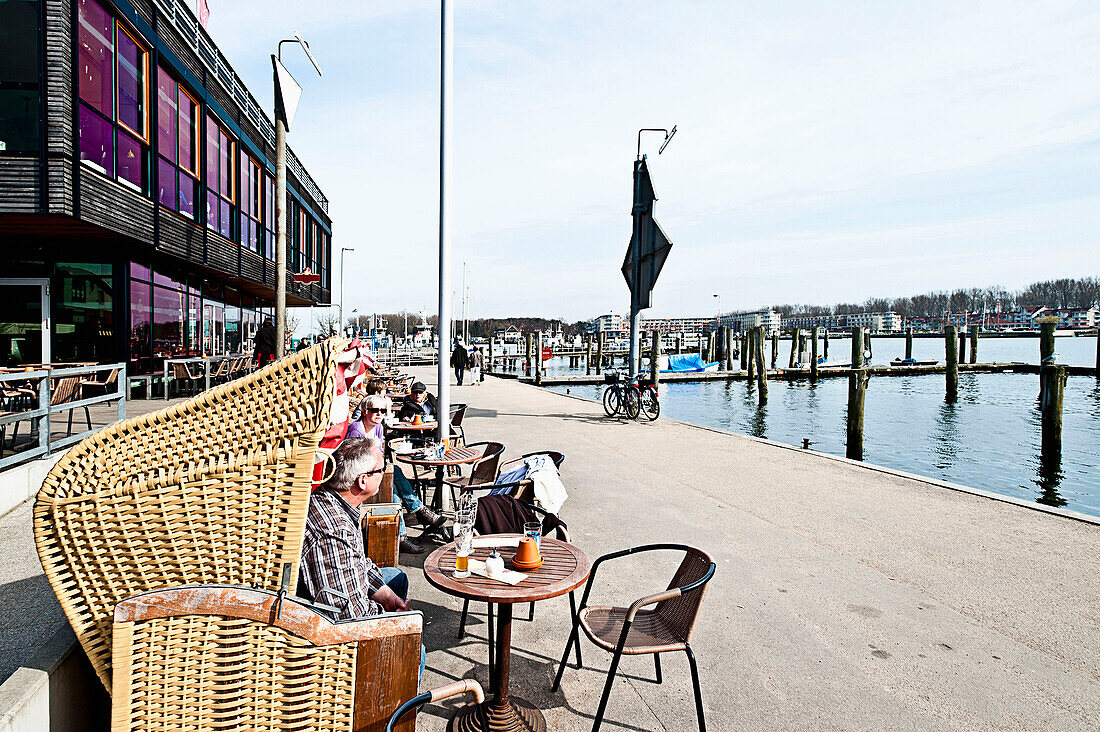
[[299, 488, 386, 620]]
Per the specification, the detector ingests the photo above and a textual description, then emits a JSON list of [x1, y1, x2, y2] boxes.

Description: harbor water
[[541, 335, 1100, 517]]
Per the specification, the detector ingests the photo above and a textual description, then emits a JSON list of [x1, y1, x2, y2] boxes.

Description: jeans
[[393, 466, 424, 513], [455, 366, 464, 385], [378, 567, 425, 681]]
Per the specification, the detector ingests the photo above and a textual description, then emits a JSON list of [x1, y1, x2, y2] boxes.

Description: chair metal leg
[[84, 406, 91, 431], [459, 598, 469, 638], [528, 600, 535, 621], [685, 644, 706, 732], [67, 409, 73, 437], [551, 608, 581, 692], [592, 647, 625, 732], [654, 653, 662, 683], [568, 591, 582, 668]]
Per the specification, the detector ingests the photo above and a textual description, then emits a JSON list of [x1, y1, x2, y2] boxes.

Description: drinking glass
[[453, 524, 473, 578], [523, 521, 542, 549]]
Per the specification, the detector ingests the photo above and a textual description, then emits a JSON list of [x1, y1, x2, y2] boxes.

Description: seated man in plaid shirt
[[298, 437, 410, 618]]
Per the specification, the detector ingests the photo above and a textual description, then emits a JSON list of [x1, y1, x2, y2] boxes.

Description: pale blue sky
[[203, 1, 1100, 323]]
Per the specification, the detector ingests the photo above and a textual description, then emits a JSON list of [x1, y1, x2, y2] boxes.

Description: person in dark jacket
[[397, 382, 437, 422], [254, 318, 277, 366], [450, 341, 469, 385]]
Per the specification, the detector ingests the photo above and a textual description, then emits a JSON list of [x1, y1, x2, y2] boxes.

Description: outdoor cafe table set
[[29, 340, 591, 731]]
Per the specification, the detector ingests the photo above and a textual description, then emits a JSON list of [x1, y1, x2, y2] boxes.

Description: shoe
[[400, 536, 426, 554], [411, 506, 447, 529]]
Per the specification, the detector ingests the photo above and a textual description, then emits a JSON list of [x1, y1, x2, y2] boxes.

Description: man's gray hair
[[327, 437, 383, 492], [364, 394, 391, 411]]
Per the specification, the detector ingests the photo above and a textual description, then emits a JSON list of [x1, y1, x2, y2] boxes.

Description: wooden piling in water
[[535, 332, 543, 385], [771, 331, 779, 369], [725, 328, 735, 371], [850, 326, 864, 369], [864, 328, 872, 361], [905, 327, 913, 360], [846, 369, 867, 461], [585, 336, 592, 375], [799, 330, 809, 365], [489, 338, 495, 373], [595, 332, 603, 375], [747, 330, 756, 382], [525, 333, 533, 376], [958, 326, 966, 364], [755, 326, 768, 403], [968, 325, 979, 364], [810, 326, 819, 379], [707, 332, 716, 363], [1040, 364, 1065, 455], [789, 329, 799, 368], [945, 326, 958, 403], [1039, 318, 1057, 363], [823, 329, 829, 360]]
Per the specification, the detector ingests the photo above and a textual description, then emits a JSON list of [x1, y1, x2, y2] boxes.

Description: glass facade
[[77, 0, 149, 192], [128, 261, 268, 374], [156, 68, 201, 217], [53, 263, 114, 364], [0, 0, 41, 155], [205, 114, 235, 238]]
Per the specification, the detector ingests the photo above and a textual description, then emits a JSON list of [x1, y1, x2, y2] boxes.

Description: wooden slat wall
[[0, 158, 41, 213], [48, 162, 73, 215], [45, 0, 73, 157], [130, 0, 154, 26], [158, 209, 201, 260], [241, 249, 263, 284], [79, 167, 154, 241], [206, 233, 238, 275]]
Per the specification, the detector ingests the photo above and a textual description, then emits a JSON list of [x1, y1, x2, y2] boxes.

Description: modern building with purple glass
[[0, 0, 332, 377]]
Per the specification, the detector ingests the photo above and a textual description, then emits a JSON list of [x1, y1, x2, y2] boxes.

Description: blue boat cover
[[661, 354, 720, 373]]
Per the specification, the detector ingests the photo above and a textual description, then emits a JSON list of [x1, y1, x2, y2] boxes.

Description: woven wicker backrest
[[654, 548, 715, 644], [50, 376, 80, 405], [112, 585, 422, 732], [470, 442, 505, 485], [35, 342, 343, 691]]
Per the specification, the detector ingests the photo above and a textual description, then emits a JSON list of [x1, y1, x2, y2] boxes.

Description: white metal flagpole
[[436, 0, 453, 444]]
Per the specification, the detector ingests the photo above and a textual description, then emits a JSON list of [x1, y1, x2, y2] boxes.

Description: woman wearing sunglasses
[[346, 395, 444, 553]]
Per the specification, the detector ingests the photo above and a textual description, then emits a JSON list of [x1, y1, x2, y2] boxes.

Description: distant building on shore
[[639, 316, 713, 336], [718, 310, 782, 335], [785, 311, 903, 333]]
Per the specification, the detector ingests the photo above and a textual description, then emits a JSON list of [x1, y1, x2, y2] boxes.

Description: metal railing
[[0, 364, 126, 472], [151, 0, 329, 214], [372, 347, 439, 368]]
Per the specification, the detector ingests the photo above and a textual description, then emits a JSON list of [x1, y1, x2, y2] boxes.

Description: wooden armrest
[[626, 589, 681, 622], [429, 679, 485, 704]]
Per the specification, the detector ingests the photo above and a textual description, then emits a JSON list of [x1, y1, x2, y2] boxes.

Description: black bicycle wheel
[[623, 386, 641, 420], [640, 387, 660, 420], [602, 386, 620, 416]]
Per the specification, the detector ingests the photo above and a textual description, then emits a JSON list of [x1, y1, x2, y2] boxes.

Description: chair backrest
[[170, 362, 192, 379], [35, 341, 343, 691], [50, 376, 80, 405], [520, 450, 565, 469], [112, 585, 422, 732], [449, 404, 467, 427], [654, 547, 715, 645], [469, 441, 505, 485]]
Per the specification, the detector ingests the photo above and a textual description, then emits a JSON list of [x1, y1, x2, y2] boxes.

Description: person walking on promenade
[[254, 318, 277, 367], [450, 340, 469, 385], [469, 347, 483, 385]]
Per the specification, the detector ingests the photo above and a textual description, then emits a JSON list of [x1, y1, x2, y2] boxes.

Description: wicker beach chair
[[34, 341, 342, 691], [112, 584, 422, 732], [552, 544, 716, 732]]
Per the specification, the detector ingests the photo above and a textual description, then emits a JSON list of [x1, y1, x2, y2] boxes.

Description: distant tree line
[[345, 311, 589, 340], [770, 277, 1100, 319]]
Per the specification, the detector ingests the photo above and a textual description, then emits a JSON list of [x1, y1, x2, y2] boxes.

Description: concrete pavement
[[407, 369, 1099, 731]]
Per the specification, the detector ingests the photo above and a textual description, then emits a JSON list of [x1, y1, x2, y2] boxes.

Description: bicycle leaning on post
[[601, 370, 640, 419], [634, 372, 660, 420]]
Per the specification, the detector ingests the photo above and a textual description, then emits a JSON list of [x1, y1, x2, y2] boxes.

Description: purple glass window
[[152, 285, 186, 358], [79, 104, 114, 176], [178, 91, 197, 174], [130, 262, 151, 281], [153, 270, 184, 291], [130, 278, 152, 369], [178, 174, 196, 218], [77, 0, 113, 117], [157, 158, 176, 208], [157, 71, 176, 163], [206, 117, 219, 195], [117, 129, 143, 189], [219, 199, 231, 239], [116, 27, 146, 138], [206, 190, 218, 229]]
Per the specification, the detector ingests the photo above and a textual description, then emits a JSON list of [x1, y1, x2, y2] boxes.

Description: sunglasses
[[364, 407, 386, 413], [359, 467, 386, 478]]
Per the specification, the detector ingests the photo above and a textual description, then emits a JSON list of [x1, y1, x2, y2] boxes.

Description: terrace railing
[[0, 363, 126, 472]]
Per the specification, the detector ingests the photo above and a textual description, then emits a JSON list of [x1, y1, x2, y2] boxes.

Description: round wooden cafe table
[[424, 536, 591, 732], [395, 442, 484, 511]]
